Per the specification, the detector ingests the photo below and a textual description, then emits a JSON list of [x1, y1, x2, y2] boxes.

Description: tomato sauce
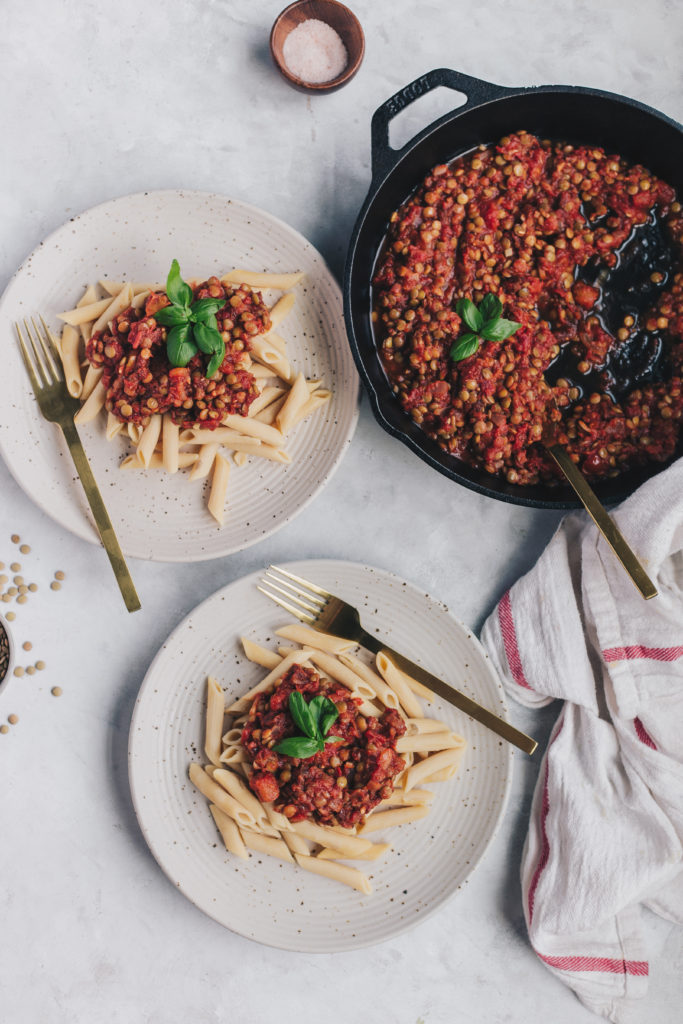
[[242, 664, 406, 829]]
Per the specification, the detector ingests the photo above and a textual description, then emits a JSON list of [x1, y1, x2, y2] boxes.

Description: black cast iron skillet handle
[[371, 68, 514, 184]]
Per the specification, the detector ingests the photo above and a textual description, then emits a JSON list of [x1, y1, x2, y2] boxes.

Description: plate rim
[[127, 558, 514, 952], [0, 189, 360, 562]]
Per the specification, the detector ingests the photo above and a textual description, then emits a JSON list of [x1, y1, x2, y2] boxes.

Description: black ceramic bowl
[[344, 68, 683, 508]]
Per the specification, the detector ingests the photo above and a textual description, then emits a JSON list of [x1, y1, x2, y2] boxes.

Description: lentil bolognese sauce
[[86, 277, 270, 429], [373, 130, 683, 485], [243, 664, 406, 828]]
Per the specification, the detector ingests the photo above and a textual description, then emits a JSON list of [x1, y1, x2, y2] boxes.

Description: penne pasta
[[213, 768, 270, 832], [220, 414, 284, 447], [379, 788, 436, 808], [105, 411, 124, 440], [227, 650, 310, 713], [161, 415, 179, 474], [290, 820, 372, 858], [57, 296, 113, 326], [294, 854, 371, 895], [219, 745, 250, 765], [316, 843, 391, 862], [247, 385, 286, 418], [359, 805, 430, 834], [240, 829, 294, 863], [275, 372, 309, 435], [291, 389, 331, 428], [127, 421, 143, 445], [403, 747, 466, 792], [91, 284, 134, 334], [395, 731, 466, 754], [210, 804, 248, 860], [205, 676, 225, 767], [403, 717, 450, 735], [275, 624, 354, 656], [376, 652, 423, 718], [80, 364, 103, 403], [188, 441, 219, 481], [338, 652, 399, 710], [221, 269, 305, 289], [241, 637, 282, 670], [59, 325, 83, 398], [119, 451, 198, 470], [136, 414, 162, 468], [207, 453, 230, 526], [268, 292, 296, 329], [188, 763, 256, 829], [303, 649, 374, 699], [73, 379, 106, 424], [248, 335, 294, 382]]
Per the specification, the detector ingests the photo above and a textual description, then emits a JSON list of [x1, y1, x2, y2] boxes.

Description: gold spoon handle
[[545, 444, 657, 600]]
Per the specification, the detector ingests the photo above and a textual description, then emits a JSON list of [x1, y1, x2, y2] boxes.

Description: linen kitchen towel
[[481, 459, 683, 1022]]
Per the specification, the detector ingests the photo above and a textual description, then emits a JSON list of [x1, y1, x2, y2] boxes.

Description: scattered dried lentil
[[10, 535, 19, 544], [55, 571, 65, 581], [13, 666, 24, 677], [35, 661, 45, 671], [22, 641, 32, 652], [5, 612, 15, 622], [0, 725, 8, 735], [50, 581, 61, 591], [51, 687, 63, 697], [9, 563, 20, 573], [28, 583, 37, 593], [19, 545, 30, 555], [8, 714, 18, 725], [26, 666, 35, 676]]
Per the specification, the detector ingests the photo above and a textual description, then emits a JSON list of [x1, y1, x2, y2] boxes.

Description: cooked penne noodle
[[241, 637, 282, 670], [395, 731, 466, 754], [127, 421, 143, 444], [233, 451, 248, 467], [205, 676, 225, 767], [248, 336, 294, 382], [421, 764, 460, 783], [91, 284, 134, 334], [316, 843, 392, 862], [221, 728, 243, 746], [249, 361, 277, 380], [247, 385, 286, 418], [161, 415, 179, 474], [240, 829, 294, 863], [376, 653, 423, 718], [263, 802, 294, 834], [188, 763, 256, 829], [291, 389, 331, 428], [282, 830, 311, 856], [131, 289, 150, 310], [223, 441, 291, 464], [73, 379, 106, 424], [213, 768, 270, 831], [99, 280, 123, 296], [57, 296, 113, 326], [59, 325, 83, 398], [227, 650, 310, 713], [379, 788, 436, 808], [219, 745, 250, 765], [275, 372, 309, 435], [119, 451, 198, 470], [290, 820, 372, 858], [78, 284, 99, 306], [359, 805, 430, 834], [210, 804, 248, 860], [208, 453, 230, 526], [404, 717, 450, 735], [268, 292, 296, 328], [80, 364, 103, 403], [136, 413, 162, 468], [338, 652, 399, 709], [254, 396, 287, 426], [179, 427, 258, 448], [275, 624, 354, 656], [221, 414, 284, 447], [186, 441, 218, 481], [303, 649, 375, 700], [294, 854, 371, 894], [221, 269, 305, 289], [403, 747, 465, 792], [386, 663, 435, 703], [105, 411, 124, 440], [265, 332, 287, 355]]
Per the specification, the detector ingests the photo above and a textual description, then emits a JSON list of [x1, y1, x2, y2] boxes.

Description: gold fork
[[15, 317, 141, 613], [258, 565, 537, 755]]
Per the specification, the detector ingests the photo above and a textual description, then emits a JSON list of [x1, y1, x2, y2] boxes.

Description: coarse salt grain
[[282, 18, 348, 84]]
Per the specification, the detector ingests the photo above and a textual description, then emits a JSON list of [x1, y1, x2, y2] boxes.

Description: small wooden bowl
[[0, 612, 16, 697], [270, 0, 365, 94]]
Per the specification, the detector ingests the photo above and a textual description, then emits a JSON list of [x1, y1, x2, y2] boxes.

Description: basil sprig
[[450, 293, 521, 362], [273, 691, 342, 759], [153, 260, 227, 377]]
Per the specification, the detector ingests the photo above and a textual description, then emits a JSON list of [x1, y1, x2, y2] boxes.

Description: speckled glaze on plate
[[0, 191, 359, 561], [128, 560, 513, 952]]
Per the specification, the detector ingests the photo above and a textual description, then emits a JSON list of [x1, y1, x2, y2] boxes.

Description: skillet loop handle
[[371, 68, 512, 184]]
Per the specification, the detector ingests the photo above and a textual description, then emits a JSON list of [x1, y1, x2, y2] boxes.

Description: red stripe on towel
[[603, 645, 683, 663], [537, 952, 649, 976], [634, 717, 657, 750], [527, 719, 565, 924], [498, 590, 533, 691]]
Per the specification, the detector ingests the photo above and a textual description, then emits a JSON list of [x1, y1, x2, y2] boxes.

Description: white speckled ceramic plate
[[0, 191, 359, 561], [128, 560, 513, 952]]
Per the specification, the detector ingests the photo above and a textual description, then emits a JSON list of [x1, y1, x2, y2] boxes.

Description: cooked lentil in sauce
[[242, 664, 406, 828], [373, 131, 683, 484], [86, 277, 271, 429]]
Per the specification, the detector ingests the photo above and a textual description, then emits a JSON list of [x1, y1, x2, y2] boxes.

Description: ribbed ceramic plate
[[128, 560, 512, 952], [0, 191, 359, 561]]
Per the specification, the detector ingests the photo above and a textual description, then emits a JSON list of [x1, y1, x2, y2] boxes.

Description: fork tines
[[257, 565, 329, 624], [16, 316, 63, 389]]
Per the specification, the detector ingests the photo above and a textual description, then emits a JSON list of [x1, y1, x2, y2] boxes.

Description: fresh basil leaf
[[273, 736, 322, 759], [324, 734, 344, 744], [479, 318, 521, 342], [154, 304, 190, 328], [478, 293, 503, 323], [450, 332, 480, 362], [456, 298, 483, 333], [202, 312, 219, 333], [319, 705, 340, 738], [307, 695, 327, 735], [194, 321, 223, 356], [206, 341, 225, 379], [166, 323, 197, 367], [288, 691, 317, 739], [166, 259, 193, 308], [191, 297, 226, 322]]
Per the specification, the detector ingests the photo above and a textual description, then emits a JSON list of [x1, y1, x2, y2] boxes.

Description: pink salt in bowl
[[270, 0, 365, 94]]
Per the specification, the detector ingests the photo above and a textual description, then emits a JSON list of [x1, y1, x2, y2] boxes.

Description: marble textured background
[[1, 1, 681, 1022]]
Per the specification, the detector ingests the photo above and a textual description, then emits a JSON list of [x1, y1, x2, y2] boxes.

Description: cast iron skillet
[[344, 68, 683, 508]]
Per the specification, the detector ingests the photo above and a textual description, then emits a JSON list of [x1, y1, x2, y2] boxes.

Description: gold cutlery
[[258, 565, 537, 755], [15, 317, 141, 612]]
